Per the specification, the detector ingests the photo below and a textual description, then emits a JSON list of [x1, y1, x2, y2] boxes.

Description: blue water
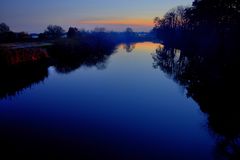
[[0, 42, 215, 159]]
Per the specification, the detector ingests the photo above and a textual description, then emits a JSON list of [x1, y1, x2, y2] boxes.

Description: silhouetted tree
[[124, 27, 136, 41], [44, 25, 65, 39], [125, 27, 133, 34], [153, 6, 189, 44], [186, 0, 240, 47], [67, 27, 79, 38], [0, 23, 10, 33], [188, 0, 240, 29], [154, 6, 189, 30], [153, 0, 240, 47], [0, 23, 15, 43]]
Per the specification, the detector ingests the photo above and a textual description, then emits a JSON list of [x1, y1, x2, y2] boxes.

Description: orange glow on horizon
[[78, 18, 153, 27]]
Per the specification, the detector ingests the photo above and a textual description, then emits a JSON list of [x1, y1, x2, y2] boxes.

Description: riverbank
[[0, 42, 52, 49]]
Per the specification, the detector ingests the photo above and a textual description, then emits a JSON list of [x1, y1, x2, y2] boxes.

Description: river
[[0, 42, 218, 159]]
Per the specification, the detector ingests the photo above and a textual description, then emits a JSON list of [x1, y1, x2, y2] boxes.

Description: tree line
[[0, 22, 152, 44], [153, 0, 240, 47]]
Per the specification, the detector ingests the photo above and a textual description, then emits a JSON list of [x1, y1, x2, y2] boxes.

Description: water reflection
[[52, 51, 114, 73], [49, 39, 117, 73], [0, 47, 49, 99], [1, 42, 211, 160], [1, 41, 239, 159], [0, 42, 117, 99], [152, 44, 240, 159], [0, 63, 49, 99], [122, 43, 135, 53]]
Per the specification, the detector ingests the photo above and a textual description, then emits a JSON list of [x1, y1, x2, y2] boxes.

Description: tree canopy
[[153, 0, 240, 45], [188, 0, 240, 29], [44, 25, 65, 39], [67, 27, 79, 39], [0, 23, 10, 33]]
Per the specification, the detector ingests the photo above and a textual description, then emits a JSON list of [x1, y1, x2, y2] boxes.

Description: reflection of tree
[[49, 33, 117, 74], [152, 44, 240, 159], [152, 47, 189, 81], [0, 63, 48, 99], [0, 47, 49, 99], [52, 50, 113, 74], [123, 43, 135, 53]]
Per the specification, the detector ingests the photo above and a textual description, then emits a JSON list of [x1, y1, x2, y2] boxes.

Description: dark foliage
[[67, 27, 79, 39], [44, 25, 65, 39], [0, 23, 10, 33], [0, 23, 32, 43], [153, 0, 240, 48], [153, 6, 189, 46]]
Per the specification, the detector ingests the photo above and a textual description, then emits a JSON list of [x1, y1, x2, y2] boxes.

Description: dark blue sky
[[0, 0, 193, 33]]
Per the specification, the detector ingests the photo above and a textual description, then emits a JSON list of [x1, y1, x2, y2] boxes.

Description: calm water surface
[[0, 42, 215, 159]]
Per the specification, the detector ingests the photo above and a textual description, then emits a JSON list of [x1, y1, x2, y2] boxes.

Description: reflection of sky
[[0, 0, 193, 32], [0, 42, 214, 159], [119, 42, 162, 53]]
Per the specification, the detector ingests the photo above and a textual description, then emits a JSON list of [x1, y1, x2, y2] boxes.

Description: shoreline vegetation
[[151, 1, 240, 159]]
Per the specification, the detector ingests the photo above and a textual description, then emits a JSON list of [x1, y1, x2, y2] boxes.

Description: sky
[[0, 0, 193, 33]]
